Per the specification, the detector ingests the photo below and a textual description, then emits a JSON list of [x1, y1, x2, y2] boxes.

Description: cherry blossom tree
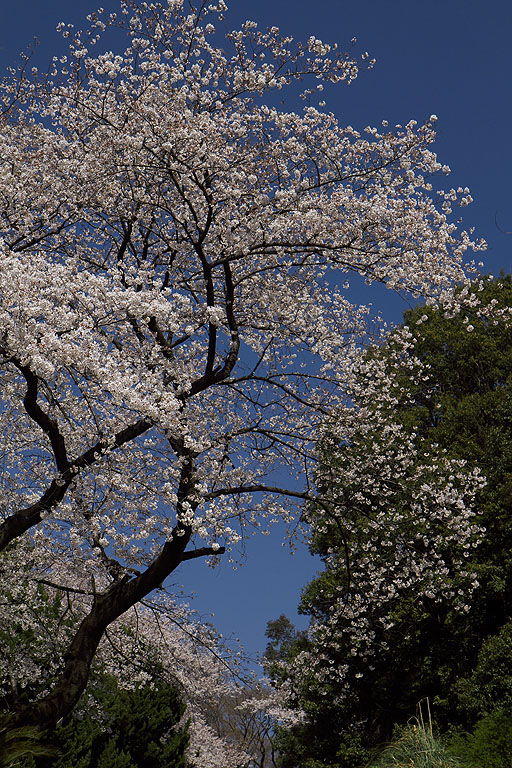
[[0, 0, 484, 735], [0, 544, 285, 767]]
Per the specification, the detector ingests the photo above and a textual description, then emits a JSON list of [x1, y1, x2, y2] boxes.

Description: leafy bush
[[448, 710, 512, 768]]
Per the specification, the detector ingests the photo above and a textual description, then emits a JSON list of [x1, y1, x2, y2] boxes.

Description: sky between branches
[[1, 0, 511, 664]]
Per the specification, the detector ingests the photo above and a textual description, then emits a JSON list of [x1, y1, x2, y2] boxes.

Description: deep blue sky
[[2, 1, 511, 665]]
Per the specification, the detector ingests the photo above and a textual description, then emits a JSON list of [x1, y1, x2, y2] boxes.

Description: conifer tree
[[48, 675, 189, 768]]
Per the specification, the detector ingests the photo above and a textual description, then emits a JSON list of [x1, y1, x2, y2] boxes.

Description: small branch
[[495, 211, 512, 235], [16, 362, 69, 472], [181, 545, 226, 561], [205, 483, 312, 503], [0, 417, 152, 552], [35, 578, 92, 597]]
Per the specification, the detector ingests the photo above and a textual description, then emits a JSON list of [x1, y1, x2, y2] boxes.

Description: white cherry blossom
[[0, 0, 485, 736]]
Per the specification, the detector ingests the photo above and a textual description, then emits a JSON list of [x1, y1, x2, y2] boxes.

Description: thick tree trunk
[[11, 532, 193, 730]]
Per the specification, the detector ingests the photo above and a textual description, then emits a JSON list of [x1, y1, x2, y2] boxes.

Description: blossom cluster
[[278, 323, 487, 708]]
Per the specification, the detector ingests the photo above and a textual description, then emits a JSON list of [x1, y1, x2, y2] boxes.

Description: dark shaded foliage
[[268, 275, 512, 767]]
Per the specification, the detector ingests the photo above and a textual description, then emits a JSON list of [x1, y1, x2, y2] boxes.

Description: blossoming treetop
[[0, 0, 483, 732]]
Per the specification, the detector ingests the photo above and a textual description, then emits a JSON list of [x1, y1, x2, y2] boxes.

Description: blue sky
[[2, 0, 511, 665]]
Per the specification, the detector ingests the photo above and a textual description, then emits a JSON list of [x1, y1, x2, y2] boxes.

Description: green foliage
[[445, 619, 512, 768], [10, 674, 190, 768], [269, 275, 512, 767], [448, 710, 512, 768], [0, 717, 56, 767], [48, 674, 190, 768], [455, 619, 512, 717]]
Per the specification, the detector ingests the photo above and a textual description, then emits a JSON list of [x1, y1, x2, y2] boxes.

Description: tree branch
[[182, 545, 226, 561], [16, 362, 69, 472], [0, 417, 152, 552]]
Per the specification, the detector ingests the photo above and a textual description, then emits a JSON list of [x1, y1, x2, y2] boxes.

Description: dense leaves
[[48, 675, 189, 768], [1, 675, 189, 768], [269, 275, 512, 767]]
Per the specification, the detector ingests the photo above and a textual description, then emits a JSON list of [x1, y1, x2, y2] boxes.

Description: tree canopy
[[269, 275, 512, 767], [0, 0, 487, 746]]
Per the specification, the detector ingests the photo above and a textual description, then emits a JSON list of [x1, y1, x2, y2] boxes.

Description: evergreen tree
[[268, 275, 512, 767], [33, 674, 190, 768]]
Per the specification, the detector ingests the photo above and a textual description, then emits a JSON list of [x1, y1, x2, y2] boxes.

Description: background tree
[[0, 551, 260, 768], [28, 674, 189, 768], [268, 275, 512, 767], [0, 0, 485, 738]]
